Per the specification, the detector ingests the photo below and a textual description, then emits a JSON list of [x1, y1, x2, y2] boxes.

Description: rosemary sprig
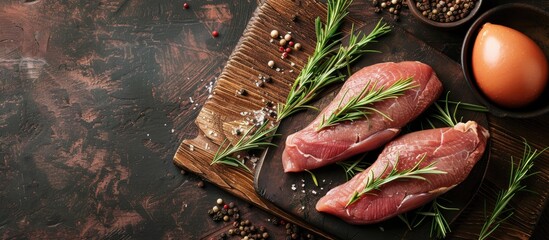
[[478, 141, 547, 240], [317, 77, 417, 130], [337, 155, 371, 180], [346, 154, 446, 207], [277, 19, 391, 121], [427, 91, 488, 128], [416, 198, 459, 239], [211, 121, 278, 172]]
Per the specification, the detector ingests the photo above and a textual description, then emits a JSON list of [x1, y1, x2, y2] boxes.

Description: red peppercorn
[[224, 204, 229, 209], [279, 46, 285, 52], [288, 41, 295, 47], [282, 52, 288, 58], [183, 3, 189, 9], [212, 31, 219, 37], [285, 47, 292, 53]]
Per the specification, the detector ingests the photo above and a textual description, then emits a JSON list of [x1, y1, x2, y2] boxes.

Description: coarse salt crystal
[[189, 144, 194, 151], [291, 184, 296, 191], [312, 190, 317, 195]]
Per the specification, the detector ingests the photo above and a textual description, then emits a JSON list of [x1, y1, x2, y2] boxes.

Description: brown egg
[[472, 23, 548, 108]]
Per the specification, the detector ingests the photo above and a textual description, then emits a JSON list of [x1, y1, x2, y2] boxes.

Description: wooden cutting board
[[173, 0, 488, 238], [173, 0, 337, 236]]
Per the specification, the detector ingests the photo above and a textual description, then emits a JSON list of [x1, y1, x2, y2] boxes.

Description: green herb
[[337, 155, 371, 180], [317, 77, 417, 130], [426, 91, 488, 128], [305, 169, 319, 187], [416, 199, 459, 239], [211, 121, 278, 172], [277, 18, 391, 121], [346, 154, 446, 207], [478, 141, 547, 240]]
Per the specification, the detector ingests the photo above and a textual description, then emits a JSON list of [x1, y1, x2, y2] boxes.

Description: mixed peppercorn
[[413, 0, 477, 23]]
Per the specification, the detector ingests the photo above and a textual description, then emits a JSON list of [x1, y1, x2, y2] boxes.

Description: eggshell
[[472, 23, 548, 108]]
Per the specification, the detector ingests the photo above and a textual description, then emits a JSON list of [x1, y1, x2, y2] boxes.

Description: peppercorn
[[270, 30, 279, 38], [279, 39, 287, 46], [212, 31, 219, 38], [236, 88, 247, 96], [183, 3, 189, 9], [284, 33, 292, 41], [262, 232, 269, 239], [281, 52, 289, 59], [291, 14, 299, 22], [267, 60, 275, 68], [293, 43, 301, 51], [262, 76, 272, 83]]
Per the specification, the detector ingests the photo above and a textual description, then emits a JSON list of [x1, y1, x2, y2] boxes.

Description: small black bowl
[[461, 3, 549, 118], [407, 0, 483, 28]]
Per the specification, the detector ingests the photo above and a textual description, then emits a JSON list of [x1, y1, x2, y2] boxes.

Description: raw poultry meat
[[315, 121, 490, 224], [283, 61, 443, 172]]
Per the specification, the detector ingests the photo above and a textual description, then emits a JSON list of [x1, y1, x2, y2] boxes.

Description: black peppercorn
[[237, 88, 248, 96]]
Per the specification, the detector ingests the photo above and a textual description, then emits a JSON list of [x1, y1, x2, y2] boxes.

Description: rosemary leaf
[[416, 199, 459, 239], [346, 154, 446, 207], [305, 169, 319, 187], [337, 155, 370, 180], [429, 91, 488, 127], [478, 141, 547, 240], [317, 77, 417, 130], [211, 121, 278, 172]]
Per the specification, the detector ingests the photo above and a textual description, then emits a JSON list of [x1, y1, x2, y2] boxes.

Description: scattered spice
[[270, 30, 279, 38], [197, 180, 204, 188], [267, 60, 275, 68], [236, 88, 248, 96], [212, 30, 219, 37], [183, 2, 189, 9], [284, 33, 292, 41], [371, 0, 404, 21]]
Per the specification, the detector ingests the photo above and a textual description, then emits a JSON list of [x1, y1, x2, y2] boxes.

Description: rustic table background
[[0, 0, 547, 239]]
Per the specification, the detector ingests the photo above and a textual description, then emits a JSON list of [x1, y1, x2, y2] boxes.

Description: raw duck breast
[[316, 121, 490, 224], [282, 61, 443, 172]]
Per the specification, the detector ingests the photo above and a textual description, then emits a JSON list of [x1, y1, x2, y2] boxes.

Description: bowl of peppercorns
[[407, 0, 482, 28]]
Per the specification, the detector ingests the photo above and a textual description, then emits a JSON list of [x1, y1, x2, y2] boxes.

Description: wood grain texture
[[173, 0, 334, 237], [174, 0, 549, 239]]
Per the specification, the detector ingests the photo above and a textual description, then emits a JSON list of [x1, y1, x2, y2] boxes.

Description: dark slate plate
[[254, 22, 491, 240]]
